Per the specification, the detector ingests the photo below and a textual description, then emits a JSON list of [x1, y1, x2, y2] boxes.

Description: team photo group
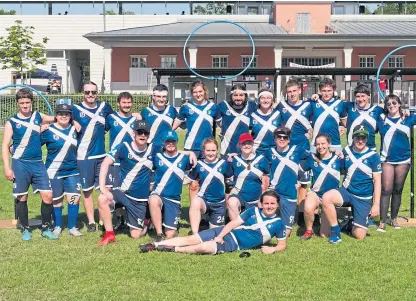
[[2, 77, 413, 255]]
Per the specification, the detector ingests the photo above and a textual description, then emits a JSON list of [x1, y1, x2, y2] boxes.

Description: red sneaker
[[300, 230, 313, 241], [98, 232, 116, 246]]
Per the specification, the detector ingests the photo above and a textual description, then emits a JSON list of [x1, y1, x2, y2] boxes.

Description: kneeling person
[[140, 190, 287, 255]]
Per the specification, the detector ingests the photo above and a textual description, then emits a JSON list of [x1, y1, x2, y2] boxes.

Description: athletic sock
[[330, 225, 341, 237], [16, 201, 29, 229], [67, 203, 79, 229], [53, 206, 63, 228], [41, 201, 54, 228]]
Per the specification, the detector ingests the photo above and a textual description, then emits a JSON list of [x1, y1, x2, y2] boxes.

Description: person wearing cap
[[322, 125, 382, 243], [227, 133, 270, 221], [40, 103, 82, 237], [377, 94, 416, 232], [97, 120, 158, 245], [104, 91, 137, 232], [250, 88, 282, 155], [265, 126, 309, 236], [148, 130, 194, 241]]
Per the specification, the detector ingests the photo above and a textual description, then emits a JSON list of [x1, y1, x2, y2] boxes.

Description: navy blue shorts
[[77, 157, 104, 191], [50, 175, 81, 201], [229, 194, 258, 211], [106, 164, 121, 188], [279, 196, 297, 229], [298, 169, 310, 185], [152, 194, 181, 230], [204, 200, 226, 227], [337, 187, 372, 230], [198, 227, 239, 254], [113, 189, 147, 230], [12, 159, 51, 197]]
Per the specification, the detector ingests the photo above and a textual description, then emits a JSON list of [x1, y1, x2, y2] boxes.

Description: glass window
[[247, 6, 259, 15], [131, 56, 147, 68], [212, 56, 228, 68], [46, 50, 64, 58], [242, 56, 257, 68], [160, 56, 177, 68], [359, 56, 375, 80]]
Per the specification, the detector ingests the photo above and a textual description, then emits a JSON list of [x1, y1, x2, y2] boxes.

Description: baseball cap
[[273, 126, 291, 139], [163, 130, 179, 142], [133, 120, 150, 133], [238, 133, 254, 144], [56, 104, 72, 114], [352, 125, 369, 138]]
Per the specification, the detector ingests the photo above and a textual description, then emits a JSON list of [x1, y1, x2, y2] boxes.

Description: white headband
[[258, 91, 274, 99], [230, 89, 248, 95]]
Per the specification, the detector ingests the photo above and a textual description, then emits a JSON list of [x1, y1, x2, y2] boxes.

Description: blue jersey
[[250, 108, 282, 154], [177, 101, 218, 151], [277, 101, 312, 150], [41, 124, 79, 179], [105, 113, 136, 152], [232, 207, 286, 250], [300, 153, 342, 198], [310, 98, 347, 147], [342, 146, 382, 200], [72, 101, 113, 160], [217, 101, 256, 155], [266, 145, 309, 201], [141, 105, 177, 149], [108, 142, 157, 200], [230, 154, 270, 202], [152, 152, 192, 201], [377, 114, 416, 164], [188, 159, 232, 203], [345, 103, 383, 150], [9, 111, 42, 161]]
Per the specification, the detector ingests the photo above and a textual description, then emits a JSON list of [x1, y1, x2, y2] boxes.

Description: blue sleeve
[[371, 154, 382, 173], [239, 207, 255, 222], [339, 102, 348, 119], [151, 144, 163, 156], [274, 220, 287, 240], [261, 156, 270, 175], [40, 130, 50, 146], [411, 114, 416, 126], [105, 102, 114, 116], [216, 102, 223, 121], [299, 146, 310, 160], [299, 155, 312, 172], [140, 108, 148, 121], [224, 161, 233, 178], [105, 116, 111, 132], [170, 106, 178, 121], [187, 165, 199, 181], [376, 116, 383, 132], [186, 155, 193, 171], [107, 145, 120, 162], [177, 105, 187, 121]]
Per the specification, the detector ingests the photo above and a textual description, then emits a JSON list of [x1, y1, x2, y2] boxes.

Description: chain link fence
[[0, 94, 152, 126]]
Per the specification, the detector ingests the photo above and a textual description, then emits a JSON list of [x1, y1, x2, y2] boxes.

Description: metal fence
[[0, 94, 152, 126]]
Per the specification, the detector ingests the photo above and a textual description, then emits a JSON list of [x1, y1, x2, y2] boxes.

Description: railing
[[0, 94, 152, 127]]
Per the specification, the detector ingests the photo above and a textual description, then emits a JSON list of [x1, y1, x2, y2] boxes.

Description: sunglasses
[[84, 90, 98, 95], [276, 135, 289, 140], [136, 130, 149, 136], [387, 101, 398, 106]]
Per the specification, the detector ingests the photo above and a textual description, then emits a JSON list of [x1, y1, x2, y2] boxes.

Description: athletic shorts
[[106, 164, 121, 188], [336, 187, 372, 230], [229, 193, 258, 211], [203, 200, 226, 227], [77, 157, 104, 191], [198, 226, 239, 254], [113, 189, 147, 230], [279, 196, 297, 229], [12, 159, 52, 197], [50, 174, 81, 201], [151, 194, 181, 230], [298, 169, 310, 185]]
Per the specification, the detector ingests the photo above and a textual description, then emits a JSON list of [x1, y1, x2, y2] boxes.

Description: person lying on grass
[[140, 190, 287, 255]]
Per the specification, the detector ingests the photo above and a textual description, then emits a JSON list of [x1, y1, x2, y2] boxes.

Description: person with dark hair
[[265, 126, 309, 236], [2, 88, 57, 240], [298, 134, 343, 240], [250, 88, 282, 154], [376, 95, 416, 232], [72, 81, 113, 232], [216, 83, 256, 157], [41, 103, 82, 237], [140, 190, 287, 255], [322, 125, 382, 243]]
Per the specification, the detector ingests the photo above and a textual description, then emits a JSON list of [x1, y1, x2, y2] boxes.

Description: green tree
[[0, 9, 16, 15], [0, 20, 48, 83], [100, 9, 135, 15], [193, 3, 229, 15], [373, 3, 416, 14]]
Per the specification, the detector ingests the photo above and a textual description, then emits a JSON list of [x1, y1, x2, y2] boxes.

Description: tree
[[373, 3, 416, 14], [193, 3, 228, 15], [0, 20, 48, 83], [0, 9, 16, 15], [100, 9, 135, 15]]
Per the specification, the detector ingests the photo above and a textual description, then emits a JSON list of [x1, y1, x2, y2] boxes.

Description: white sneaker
[[68, 227, 83, 237], [52, 226, 62, 237]]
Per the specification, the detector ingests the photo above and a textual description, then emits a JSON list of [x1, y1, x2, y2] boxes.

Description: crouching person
[[140, 190, 287, 255]]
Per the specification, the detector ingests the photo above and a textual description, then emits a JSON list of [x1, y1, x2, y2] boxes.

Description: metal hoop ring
[[0, 84, 53, 114]]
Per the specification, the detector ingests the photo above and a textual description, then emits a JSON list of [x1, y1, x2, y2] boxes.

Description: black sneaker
[[87, 223, 97, 233], [157, 245, 175, 252], [154, 234, 165, 243], [114, 218, 126, 233], [139, 242, 155, 253]]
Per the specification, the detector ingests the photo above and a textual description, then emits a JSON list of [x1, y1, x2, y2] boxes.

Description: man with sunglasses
[[72, 81, 113, 232]]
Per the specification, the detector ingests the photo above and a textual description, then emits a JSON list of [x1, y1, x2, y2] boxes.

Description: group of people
[[2, 77, 413, 256]]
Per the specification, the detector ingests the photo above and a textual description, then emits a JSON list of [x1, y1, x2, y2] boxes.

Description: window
[[389, 55, 404, 80], [50, 64, 58, 74], [359, 56, 375, 80], [247, 6, 259, 15], [160, 56, 177, 68], [241, 56, 258, 68], [46, 50, 64, 58], [212, 56, 228, 68], [131, 56, 147, 68], [296, 13, 310, 33], [282, 57, 335, 67]]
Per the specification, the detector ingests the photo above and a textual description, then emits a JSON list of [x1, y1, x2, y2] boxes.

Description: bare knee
[[353, 227, 367, 240], [41, 192, 53, 204], [165, 230, 177, 239], [130, 230, 144, 239]]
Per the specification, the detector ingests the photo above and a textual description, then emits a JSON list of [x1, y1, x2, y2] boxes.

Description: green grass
[[0, 131, 416, 301]]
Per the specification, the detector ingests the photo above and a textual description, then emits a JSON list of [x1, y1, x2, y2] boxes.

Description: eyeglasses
[[84, 90, 98, 95], [276, 135, 289, 141], [136, 130, 149, 136], [387, 101, 398, 106]]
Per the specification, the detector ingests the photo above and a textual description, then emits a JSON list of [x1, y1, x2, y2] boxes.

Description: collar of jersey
[[130, 142, 148, 154], [240, 153, 256, 161], [203, 158, 219, 164], [81, 101, 98, 110], [261, 211, 277, 219]]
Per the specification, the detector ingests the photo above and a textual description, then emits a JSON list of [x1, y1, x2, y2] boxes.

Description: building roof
[[327, 20, 416, 36]]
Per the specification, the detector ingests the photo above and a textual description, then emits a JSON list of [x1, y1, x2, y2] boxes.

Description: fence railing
[[0, 94, 152, 126]]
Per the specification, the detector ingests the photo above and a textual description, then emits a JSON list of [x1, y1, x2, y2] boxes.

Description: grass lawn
[[0, 130, 415, 301]]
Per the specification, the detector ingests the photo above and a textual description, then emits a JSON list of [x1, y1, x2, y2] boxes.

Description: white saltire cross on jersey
[[184, 102, 214, 150], [233, 155, 264, 193], [10, 112, 40, 159], [269, 146, 298, 190], [252, 110, 281, 152], [380, 114, 410, 162], [280, 101, 312, 131], [197, 160, 225, 197], [347, 106, 377, 145], [310, 154, 340, 193], [110, 114, 136, 151], [146, 106, 174, 143], [343, 146, 374, 189], [154, 153, 185, 195], [312, 99, 342, 144]]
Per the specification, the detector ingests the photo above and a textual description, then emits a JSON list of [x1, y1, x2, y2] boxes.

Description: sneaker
[[367, 218, 377, 227], [87, 223, 97, 233], [98, 232, 116, 246], [154, 234, 165, 243], [340, 218, 353, 234], [114, 218, 126, 233], [300, 230, 313, 240], [52, 226, 62, 237], [42, 229, 59, 240], [22, 229, 32, 241], [157, 245, 175, 252], [391, 219, 401, 230], [328, 234, 342, 244], [68, 227, 83, 237], [139, 242, 155, 253], [377, 223, 386, 233]]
